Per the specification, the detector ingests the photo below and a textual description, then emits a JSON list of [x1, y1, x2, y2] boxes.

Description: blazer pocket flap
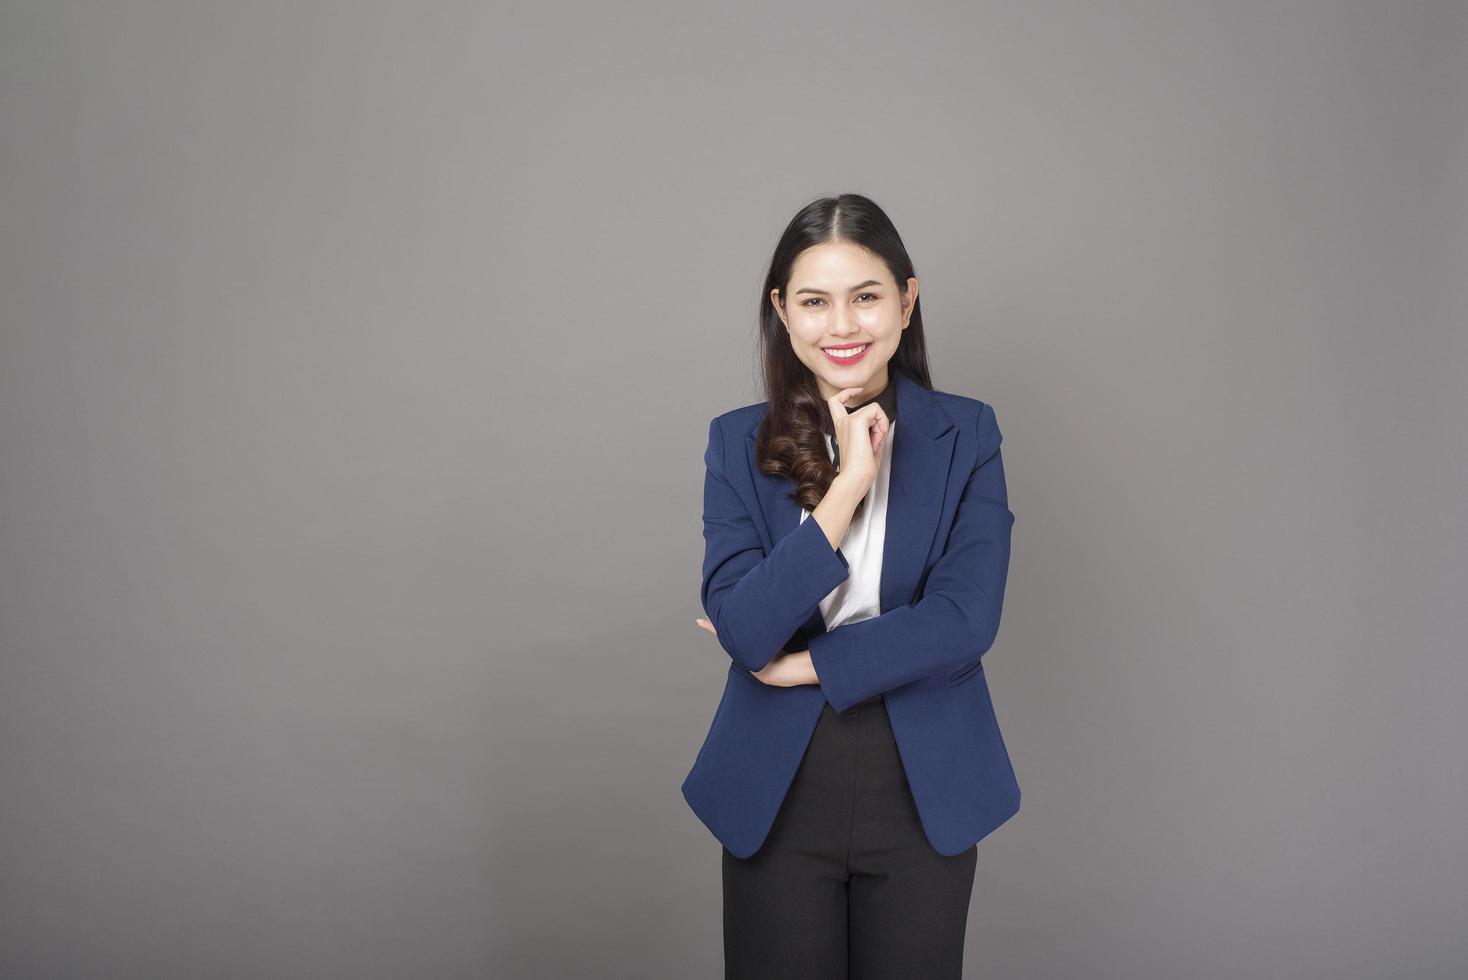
[[947, 659, 984, 686]]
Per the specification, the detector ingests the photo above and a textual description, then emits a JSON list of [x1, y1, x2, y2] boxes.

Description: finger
[[872, 410, 890, 446], [850, 402, 886, 425], [849, 403, 886, 442], [825, 387, 864, 430], [824, 388, 865, 464]]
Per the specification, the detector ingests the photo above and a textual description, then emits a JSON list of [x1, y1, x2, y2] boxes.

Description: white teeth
[[824, 344, 866, 358]]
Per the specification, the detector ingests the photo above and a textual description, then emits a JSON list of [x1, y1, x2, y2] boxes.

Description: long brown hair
[[755, 193, 935, 518]]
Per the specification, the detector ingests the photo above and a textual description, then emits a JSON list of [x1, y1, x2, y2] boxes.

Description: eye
[[856, 293, 878, 303], [802, 298, 826, 308]]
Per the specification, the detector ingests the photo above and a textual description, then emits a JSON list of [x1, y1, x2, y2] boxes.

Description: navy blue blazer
[[681, 368, 1020, 858]]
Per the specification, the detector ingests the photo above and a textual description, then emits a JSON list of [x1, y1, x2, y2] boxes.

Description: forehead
[[789, 241, 889, 288]]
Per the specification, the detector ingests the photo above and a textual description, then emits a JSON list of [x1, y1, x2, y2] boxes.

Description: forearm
[[808, 586, 1005, 712], [808, 473, 865, 552], [704, 516, 849, 671]]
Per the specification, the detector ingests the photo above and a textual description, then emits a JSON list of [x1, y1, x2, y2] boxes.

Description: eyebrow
[[793, 280, 883, 297]]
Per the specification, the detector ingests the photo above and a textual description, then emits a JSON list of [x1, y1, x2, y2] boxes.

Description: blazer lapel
[[880, 369, 957, 612]]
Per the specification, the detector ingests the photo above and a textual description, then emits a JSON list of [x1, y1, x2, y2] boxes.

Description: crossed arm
[[698, 416, 852, 674], [699, 404, 1014, 713]]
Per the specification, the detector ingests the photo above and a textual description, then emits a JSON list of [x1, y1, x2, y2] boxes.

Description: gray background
[[2, 2, 1464, 978]]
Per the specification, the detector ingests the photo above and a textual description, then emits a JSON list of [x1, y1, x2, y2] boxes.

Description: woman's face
[[773, 240, 918, 401]]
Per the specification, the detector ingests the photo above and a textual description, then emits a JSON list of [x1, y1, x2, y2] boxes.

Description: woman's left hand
[[695, 618, 818, 687]]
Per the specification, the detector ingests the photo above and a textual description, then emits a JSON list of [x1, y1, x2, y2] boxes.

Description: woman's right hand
[[827, 387, 890, 498]]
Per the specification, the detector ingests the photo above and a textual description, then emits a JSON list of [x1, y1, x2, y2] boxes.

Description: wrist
[[828, 472, 868, 506], [797, 650, 819, 686]]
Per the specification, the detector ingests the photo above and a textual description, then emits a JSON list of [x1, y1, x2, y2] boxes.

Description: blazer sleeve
[[701, 415, 852, 673], [808, 402, 1014, 713]]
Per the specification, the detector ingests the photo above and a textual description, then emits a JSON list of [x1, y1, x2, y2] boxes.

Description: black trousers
[[722, 693, 978, 979]]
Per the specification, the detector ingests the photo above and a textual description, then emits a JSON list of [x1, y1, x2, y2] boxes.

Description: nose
[[831, 304, 857, 337]]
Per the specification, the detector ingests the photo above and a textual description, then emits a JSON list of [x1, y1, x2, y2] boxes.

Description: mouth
[[820, 342, 871, 364]]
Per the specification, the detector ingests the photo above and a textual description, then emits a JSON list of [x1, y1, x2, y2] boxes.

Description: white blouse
[[798, 418, 895, 631]]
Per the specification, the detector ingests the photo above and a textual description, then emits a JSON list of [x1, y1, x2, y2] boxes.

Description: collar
[[846, 376, 898, 425]]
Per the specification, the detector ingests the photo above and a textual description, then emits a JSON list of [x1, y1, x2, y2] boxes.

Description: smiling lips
[[821, 342, 870, 365]]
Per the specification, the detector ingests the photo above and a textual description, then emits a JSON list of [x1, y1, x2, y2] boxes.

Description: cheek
[[854, 306, 895, 332], [787, 314, 825, 342]]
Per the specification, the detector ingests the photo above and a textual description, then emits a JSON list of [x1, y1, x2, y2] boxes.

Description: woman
[[682, 192, 1019, 978]]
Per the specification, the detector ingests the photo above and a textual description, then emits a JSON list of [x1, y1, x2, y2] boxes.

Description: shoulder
[[702, 401, 767, 472], [927, 385, 1000, 438], [715, 400, 768, 428], [930, 387, 990, 424], [922, 385, 1004, 462], [709, 401, 769, 440]]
